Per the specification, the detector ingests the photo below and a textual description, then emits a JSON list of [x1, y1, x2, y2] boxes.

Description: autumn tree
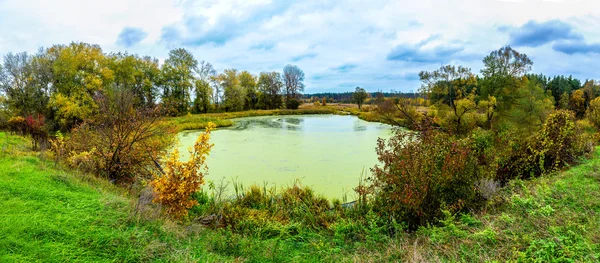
[[569, 89, 586, 118], [478, 96, 496, 129], [353, 87, 369, 110], [45, 43, 114, 130], [257, 71, 283, 109], [66, 90, 174, 183], [587, 96, 600, 128], [419, 65, 477, 134]]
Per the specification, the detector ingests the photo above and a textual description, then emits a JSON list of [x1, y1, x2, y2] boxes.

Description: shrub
[[8, 115, 49, 150], [7, 116, 26, 135], [237, 185, 268, 209], [535, 110, 580, 171], [369, 124, 482, 229], [63, 91, 174, 184], [286, 98, 301, 109], [498, 110, 590, 181], [151, 122, 215, 219]]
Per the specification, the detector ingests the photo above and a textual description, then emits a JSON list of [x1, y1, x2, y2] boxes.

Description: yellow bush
[[7, 116, 26, 134], [151, 122, 215, 219]]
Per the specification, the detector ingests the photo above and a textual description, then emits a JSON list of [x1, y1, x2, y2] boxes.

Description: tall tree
[[195, 60, 217, 107], [352, 87, 369, 110], [161, 48, 198, 115], [419, 65, 477, 134], [257, 72, 283, 109], [45, 43, 114, 130], [216, 69, 246, 112], [480, 46, 533, 113], [506, 77, 554, 130], [239, 71, 257, 110], [569, 89, 586, 118], [107, 53, 160, 107], [283, 64, 305, 105], [193, 79, 212, 113], [419, 65, 475, 110]]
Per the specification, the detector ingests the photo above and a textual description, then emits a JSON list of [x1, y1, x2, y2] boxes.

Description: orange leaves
[[150, 122, 215, 219]]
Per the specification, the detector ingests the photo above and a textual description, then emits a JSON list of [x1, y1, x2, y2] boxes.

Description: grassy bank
[[167, 104, 387, 131], [1, 132, 599, 262]]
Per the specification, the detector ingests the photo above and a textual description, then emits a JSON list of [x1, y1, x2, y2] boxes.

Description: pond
[[178, 115, 395, 200]]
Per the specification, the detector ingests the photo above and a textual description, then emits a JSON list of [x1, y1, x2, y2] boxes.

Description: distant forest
[[303, 91, 420, 103]]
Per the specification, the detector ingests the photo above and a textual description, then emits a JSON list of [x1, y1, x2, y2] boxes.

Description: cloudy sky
[[0, 0, 599, 93]]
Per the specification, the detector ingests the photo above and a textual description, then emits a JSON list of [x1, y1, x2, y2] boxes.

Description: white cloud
[[0, 0, 599, 92]]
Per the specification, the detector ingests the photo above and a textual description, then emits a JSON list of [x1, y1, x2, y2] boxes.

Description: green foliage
[[286, 98, 301, 109], [161, 48, 198, 115], [257, 71, 284, 110], [499, 77, 554, 132], [193, 79, 212, 113], [215, 69, 247, 112], [499, 110, 589, 181], [239, 70, 258, 110], [353, 87, 369, 110], [433, 94, 479, 135], [480, 46, 532, 112], [478, 95, 497, 129], [0, 52, 52, 118], [559, 92, 570, 110], [107, 53, 161, 108]]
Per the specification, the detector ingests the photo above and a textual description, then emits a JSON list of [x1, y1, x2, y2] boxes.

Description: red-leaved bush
[[369, 120, 482, 229]]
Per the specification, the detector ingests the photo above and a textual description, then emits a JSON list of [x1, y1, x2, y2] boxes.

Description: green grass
[[1, 131, 599, 262]]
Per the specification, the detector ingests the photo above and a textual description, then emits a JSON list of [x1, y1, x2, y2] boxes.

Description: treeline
[[303, 91, 419, 103], [0, 42, 307, 133]]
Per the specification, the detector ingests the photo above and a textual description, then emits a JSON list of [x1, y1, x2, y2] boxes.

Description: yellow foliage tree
[[151, 122, 215, 219], [587, 97, 600, 128], [569, 89, 586, 118]]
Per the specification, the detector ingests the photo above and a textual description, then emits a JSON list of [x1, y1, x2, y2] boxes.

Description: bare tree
[[283, 64, 305, 101], [196, 60, 216, 82]]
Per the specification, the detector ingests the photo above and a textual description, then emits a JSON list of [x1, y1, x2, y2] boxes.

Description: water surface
[[178, 115, 394, 199]]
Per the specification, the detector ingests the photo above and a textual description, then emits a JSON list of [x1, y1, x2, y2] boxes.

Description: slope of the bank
[[0, 133, 231, 262], [1, 131, 599, 262]]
